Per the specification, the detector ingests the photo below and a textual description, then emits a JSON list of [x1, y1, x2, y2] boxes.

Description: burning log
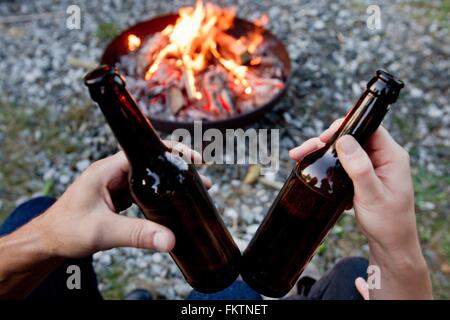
[[167, 86, 185, 115], [216, 31, 251, 65], [181, 63, 197, 100], [136, 33, 170, 76], [202, 69, 236, 115]]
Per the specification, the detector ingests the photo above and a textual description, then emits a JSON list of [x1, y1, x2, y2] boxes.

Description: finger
[[355, 277, 370, 300], [365, 126, 409, 169], [200, 175, 212, 189], [85, 152, 132, 212], [336, 135, 385, 204], [101, 214, 175, 252], [163, 140, 203, 165], [86, 151, 130, 185], [319, 118, 344, 143], [289, 137, 325, 161]]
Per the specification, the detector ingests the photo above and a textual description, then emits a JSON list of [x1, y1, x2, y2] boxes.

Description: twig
[[67, 57, 98, 70], [258, 177, 283, 190], [0, 11, 65, 24]]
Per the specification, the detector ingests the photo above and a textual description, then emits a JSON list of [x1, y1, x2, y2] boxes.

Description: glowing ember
[[118, 0, 286, 122], [127, 34, 141, 52]]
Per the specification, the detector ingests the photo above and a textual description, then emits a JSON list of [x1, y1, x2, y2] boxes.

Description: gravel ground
[[0, 0, 449, 299]]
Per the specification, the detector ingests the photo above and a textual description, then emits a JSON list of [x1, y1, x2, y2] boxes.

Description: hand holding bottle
[[290, 120, 432, 299], [31, 143, 210, 259]]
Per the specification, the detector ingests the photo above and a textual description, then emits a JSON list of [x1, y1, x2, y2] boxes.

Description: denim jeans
[[1, 197, 367, 300]]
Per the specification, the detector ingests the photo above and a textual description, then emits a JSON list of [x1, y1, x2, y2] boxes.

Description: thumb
[[336, 135, 384, 204], [355, 277, 370, 300], [101, 214, 175, 252]]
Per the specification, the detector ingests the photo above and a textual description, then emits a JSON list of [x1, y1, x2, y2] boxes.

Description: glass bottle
[[241, 70, 404, 297]]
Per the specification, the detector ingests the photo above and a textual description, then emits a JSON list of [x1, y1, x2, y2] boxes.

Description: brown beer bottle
[[84, 65, 240, 293], [241, 70, 404, 297]]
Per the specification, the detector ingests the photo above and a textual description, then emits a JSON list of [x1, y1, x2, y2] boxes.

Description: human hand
[[289, 119, 419, 255], [290, 119, 432, 299], [31, 142, 211, 259]]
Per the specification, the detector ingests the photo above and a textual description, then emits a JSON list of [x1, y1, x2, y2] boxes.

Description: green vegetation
[[398, 0, 450, 32], [0, 99, 90, 221], [96, 22, 121, 42], [98, 259, 128, 299], [413, 167, 450, 299]]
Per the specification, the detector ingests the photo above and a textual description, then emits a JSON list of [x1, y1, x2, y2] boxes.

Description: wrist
[[28, 210, 62, 259], [368, 239, 432, 300], [368, 238, 428, 276], [0, 213, 64, 298]]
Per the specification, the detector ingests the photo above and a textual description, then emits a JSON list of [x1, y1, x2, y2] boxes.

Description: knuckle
[[87, 159, 103, 173], [129, 223, 146, 248], [350, 160, 372, 178], [399, 148, 410, 163], [332, 118, 344, 127]]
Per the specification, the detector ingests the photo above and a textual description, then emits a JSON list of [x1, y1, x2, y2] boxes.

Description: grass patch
[[397, 0, 450, 32], [0, 99, 90, 221], [413, 167, 450, 208], [412, 166, 449, 299], [96, 22, 121, 42]]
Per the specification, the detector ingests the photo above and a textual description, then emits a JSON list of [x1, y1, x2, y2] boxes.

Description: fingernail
[[203, 176, 212, 186], [356, 277, 368, 288], [153, 231, 171, 251], [338, 135, 358, 155], [320, 128, 331, 137]]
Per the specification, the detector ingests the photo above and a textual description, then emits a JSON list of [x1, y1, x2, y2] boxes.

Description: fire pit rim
[[101, 13, 292, 132]]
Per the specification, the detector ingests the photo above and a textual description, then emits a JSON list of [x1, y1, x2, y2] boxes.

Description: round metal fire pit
[[101, 14, 291, 132]]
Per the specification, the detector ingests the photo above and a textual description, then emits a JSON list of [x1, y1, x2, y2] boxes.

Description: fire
[[127, 34, 141, 51], [119, 0, 286, 121], [140, 0, 267, 98]]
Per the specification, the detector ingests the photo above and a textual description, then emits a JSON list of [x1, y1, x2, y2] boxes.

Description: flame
[[143, 0, 268, 98], [127, 34, 141, 51]]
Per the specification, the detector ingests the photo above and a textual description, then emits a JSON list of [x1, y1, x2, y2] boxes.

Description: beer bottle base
[[187, 268, 240, 294], [240, 270, 290, 298]]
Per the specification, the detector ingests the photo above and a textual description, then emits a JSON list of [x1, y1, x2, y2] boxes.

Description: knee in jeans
[[333, 257, 369, 277], [16, 196, 56, 211]]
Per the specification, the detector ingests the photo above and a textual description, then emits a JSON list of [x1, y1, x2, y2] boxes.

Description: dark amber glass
[[241, 70, 404, 297], [84, 65, 240, 293]]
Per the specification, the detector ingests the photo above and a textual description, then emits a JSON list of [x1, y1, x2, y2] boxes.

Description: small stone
[[174, 282, 190, 296], [136, 259, 148, 269], [423, 249, 440, 269], [95, 252, 112, 266], [43, 169, 55, 180], [224, 207, 238, 219], [428, 105, 443, 118], [420, 201, 436, 211], [246, 224, 259, 235], [152, 252, 163, 264], [313, 20, 325, 30], [76, 159, 90, 172], [59, 174, 71, 185], [151, 264, 163, 274], [410, 87, 423, 98]]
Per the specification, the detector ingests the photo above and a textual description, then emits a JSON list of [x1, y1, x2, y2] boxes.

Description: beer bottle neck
[[329, 70, 404, 147], [85, 66, 168, 164]]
